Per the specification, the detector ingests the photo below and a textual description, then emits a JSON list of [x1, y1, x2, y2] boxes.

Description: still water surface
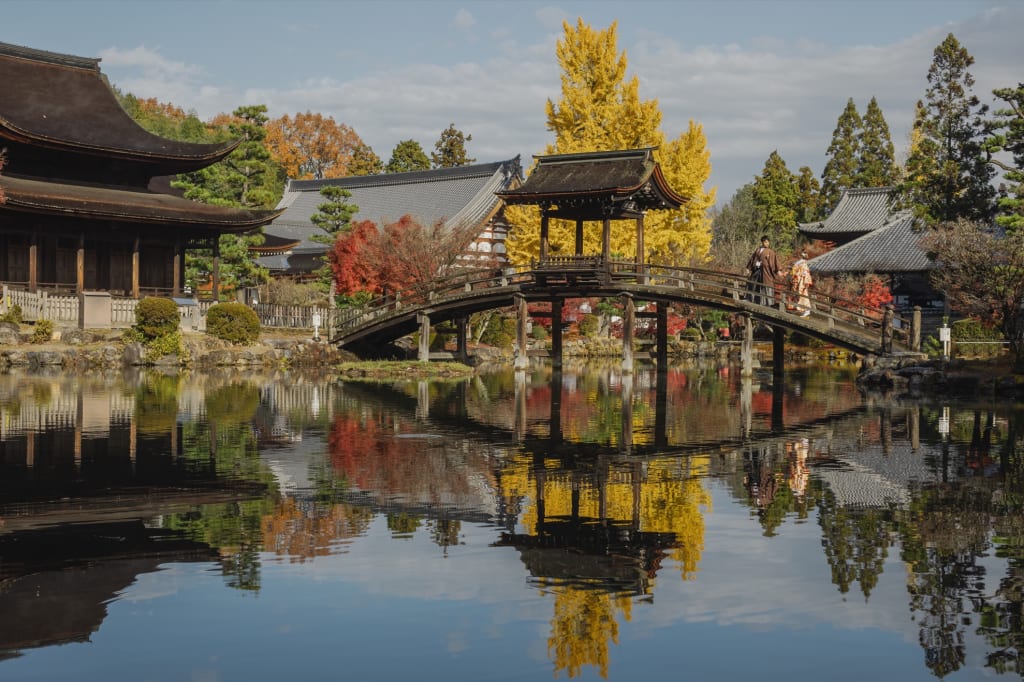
[[0, 362, 1021, 681]]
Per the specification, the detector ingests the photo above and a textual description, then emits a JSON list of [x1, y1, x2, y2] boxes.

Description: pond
[[0, 361, 1020, 681]]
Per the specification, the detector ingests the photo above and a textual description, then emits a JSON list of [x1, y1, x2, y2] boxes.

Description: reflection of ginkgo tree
[[546, 584, 632, 679]]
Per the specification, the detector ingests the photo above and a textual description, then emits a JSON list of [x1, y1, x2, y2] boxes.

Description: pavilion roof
[[0, 41, 237, 173], [495, 148, 687, 220], [0, 174, 282, 233]]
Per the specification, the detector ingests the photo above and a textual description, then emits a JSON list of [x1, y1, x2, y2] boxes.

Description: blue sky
[[4, 0, 1021, 205]]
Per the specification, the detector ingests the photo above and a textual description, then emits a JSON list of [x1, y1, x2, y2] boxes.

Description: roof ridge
[[286, 158, 517, 193], [0, 40, 100, 71]]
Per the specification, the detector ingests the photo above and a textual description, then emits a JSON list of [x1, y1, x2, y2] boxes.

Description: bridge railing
[[333, 261, 912, 350]]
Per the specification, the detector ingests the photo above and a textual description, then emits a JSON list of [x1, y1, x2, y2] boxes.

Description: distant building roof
[[799, 187, 896, 240], [259, 157, 523, 264], [808, 212, 933, 274], [496, 148, 687, 220]]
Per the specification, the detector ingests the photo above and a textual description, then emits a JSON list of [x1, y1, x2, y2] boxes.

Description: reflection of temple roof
[[0, 521, 217, 656], [816, 442, 956, 509]]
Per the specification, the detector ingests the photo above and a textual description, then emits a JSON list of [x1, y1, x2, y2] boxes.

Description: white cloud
[[452, 8, 475, 30]]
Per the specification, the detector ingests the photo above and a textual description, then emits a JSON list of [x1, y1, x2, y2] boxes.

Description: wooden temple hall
[[0, 41, 281, 298]]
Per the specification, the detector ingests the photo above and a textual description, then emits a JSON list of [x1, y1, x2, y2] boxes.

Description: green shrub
[[30, 319, 53, 344], [578, 314, 599, 338], [479, 312, 515, 349], [680, 327, 702, 341], [0, 304, 23, 324], [531, 324, 549, 341], [135, 297, 179, 340], [206, 302, 260, 345], [951, 318, 1005, 359]]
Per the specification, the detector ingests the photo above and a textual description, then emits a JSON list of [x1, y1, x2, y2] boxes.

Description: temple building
[[0, 41, 281, 298], [257, 158, 523, 279]]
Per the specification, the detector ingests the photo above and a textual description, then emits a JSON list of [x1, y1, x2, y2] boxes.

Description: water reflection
[[0, 366, 1021, 680]]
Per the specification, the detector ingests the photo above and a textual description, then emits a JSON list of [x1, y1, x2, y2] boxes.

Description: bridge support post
[[622, 294, 634, 374], [911, 306, 921, 352], [656, 302, 668, 368], [456, 316, 469, 363], [514, 295, 528, 370], [621, 372, 634, 454], [417, 312, 430, 362], [741, 314, 754, 377], [773, 326, 785, 381], [881, 305, 894, 355], [551, 298, 563, 369]]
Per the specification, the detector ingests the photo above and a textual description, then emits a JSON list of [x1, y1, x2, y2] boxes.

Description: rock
[[122, 342, 146, 366]]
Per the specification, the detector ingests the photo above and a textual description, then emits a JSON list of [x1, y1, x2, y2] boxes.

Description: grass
[[334, 360, 475, 380]]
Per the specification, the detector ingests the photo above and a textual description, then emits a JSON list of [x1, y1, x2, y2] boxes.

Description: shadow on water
[[0, 362, 1021, 680]]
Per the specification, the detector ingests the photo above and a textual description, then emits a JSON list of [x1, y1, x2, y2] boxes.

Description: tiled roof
[[808, 212, 933, 274], [799, 187, 895, 237], [265, 157, 523, 255]]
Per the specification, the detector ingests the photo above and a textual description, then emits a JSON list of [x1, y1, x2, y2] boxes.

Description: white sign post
[[312, 311, 322, 341]]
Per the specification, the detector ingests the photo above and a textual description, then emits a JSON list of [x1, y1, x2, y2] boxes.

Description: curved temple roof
[[0, 175, 282, 232], [0, 41, 237, 171], [496, 148, 687, 220]]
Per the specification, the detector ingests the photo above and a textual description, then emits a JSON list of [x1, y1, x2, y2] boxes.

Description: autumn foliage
[[265, 111, 368, 180]]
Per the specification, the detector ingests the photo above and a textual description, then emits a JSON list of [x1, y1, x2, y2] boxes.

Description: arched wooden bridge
[[332, 258, 924, 364]]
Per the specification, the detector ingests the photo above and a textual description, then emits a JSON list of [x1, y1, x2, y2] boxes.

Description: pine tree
[[900, 33, 995, 224], [310, 185, 358, 292], [385, 139, 430, 173], [506, 19, 715, 266], [821, 98, 863, 211], [795, 166, 824, 223], [752, 151, 800, 250], [857, 97, 898, 188], [431, 123, 475, 168], [984, 84, 1024, 232]]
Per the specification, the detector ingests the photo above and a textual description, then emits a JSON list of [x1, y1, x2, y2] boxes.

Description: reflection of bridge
[[333, 261, 925, 370]]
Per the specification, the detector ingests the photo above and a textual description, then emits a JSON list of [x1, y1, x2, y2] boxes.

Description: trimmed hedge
[[206, 302, 261, 345], [136, 297, 179, 339]]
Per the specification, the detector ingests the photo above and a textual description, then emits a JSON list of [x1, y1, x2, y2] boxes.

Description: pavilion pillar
[[621, 293, 634, 374], [417, 312, 431, 362], [539, 210, 549, 262], [773, 325, 785, 381], [551, 298, 563, 369], [131, 235, 140, 299], [76, 233, 85, 293], [740, 313, 754, 377], [575, 219, 584, 256], [656, 301, 668, 368], [211, 238, 221, 302], [635, 214, 645, 283], [28, 231, 38, 292], [514, 294, 528, 370], [172, 235, 182, 296], [602, 217, 611, 263]]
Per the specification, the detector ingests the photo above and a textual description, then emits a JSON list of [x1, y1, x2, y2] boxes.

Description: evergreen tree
[[310, 185, 359, 292], [796, 166, 824, 223], [984, 83, 1024, 232], [385, 139, 430, 173], [821, 98, 863, 211], [857, 97, 898, 187], [900, 33, 995, 224], [752, 151, 800, 250], [431, 123, 475, 168], [506, 19, 715, 265], [348, 142, 384, 176]]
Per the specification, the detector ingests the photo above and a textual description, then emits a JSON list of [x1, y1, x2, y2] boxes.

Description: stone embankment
[[857, 353, 1023, 398], [0, 323, 355, 371]]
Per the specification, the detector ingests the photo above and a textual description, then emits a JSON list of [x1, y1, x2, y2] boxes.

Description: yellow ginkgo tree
[[505, 18, 715, 266]]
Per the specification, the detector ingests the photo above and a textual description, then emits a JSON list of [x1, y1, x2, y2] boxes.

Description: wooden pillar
[[514, 368, 527, 442], [549, 366, 562, 445], [574, 219, 584, 256], [514, 294, 529, 370], [551, 298, 563, 369], [621, 294, 634, 373], [539, 210, 550, 261], [911, 306, 921, 352], [455, 316, 468, 363], [656, 301, 668, 368], [654, 364, 668, 449], [741, 313, 754, 377], [76, 233, 85, 293], [131, 235, 140, 299], [602, 216, 611, 263], [28, 231, 38, 292], [635, 213, 645, 282], [172, 235, 182, 296], [211, 238, 221, 302], [417, 311, 431, 362], [773, 325, 785, 381]]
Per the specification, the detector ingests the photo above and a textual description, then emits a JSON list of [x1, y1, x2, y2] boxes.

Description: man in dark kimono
[[745, 235, 781, 306]]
